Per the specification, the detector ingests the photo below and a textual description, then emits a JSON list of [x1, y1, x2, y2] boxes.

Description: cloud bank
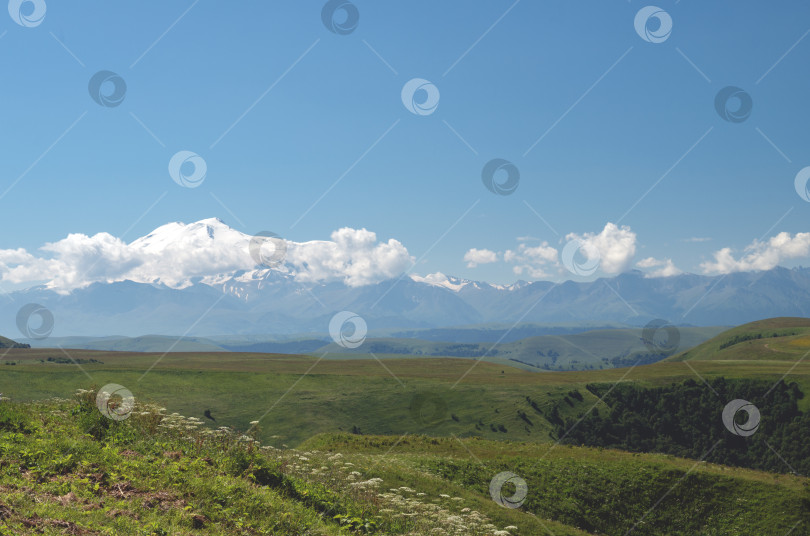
[[466, 222, 639, 278], [463, 248, 498, 268], [0, 219, 414, 292], [701, 231, 810, 275], [636, 257, 682, 278]]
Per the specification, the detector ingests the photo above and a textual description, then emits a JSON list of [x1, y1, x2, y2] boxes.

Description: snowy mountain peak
[[131, 218, 246, 250], [410, 272, 476, 292]]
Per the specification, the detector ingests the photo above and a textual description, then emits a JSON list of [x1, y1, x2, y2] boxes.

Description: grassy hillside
[[668, 317, 810, 362], [1, 395, 806, 535], [304, 435, 809, 536], [0, 335, 28, 349], [0, 395, 586, 535]]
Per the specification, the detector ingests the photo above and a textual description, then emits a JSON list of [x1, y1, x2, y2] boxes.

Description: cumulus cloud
[[463, 248, 498, 268], [700, 231, 810, 275], [504, 242, 558, 278], [287, 228, 412, 287], [469, 223, 638, 280], [565, 222, 636, 274], [0, 219, 414, 292], [636, 257, 683, 278]]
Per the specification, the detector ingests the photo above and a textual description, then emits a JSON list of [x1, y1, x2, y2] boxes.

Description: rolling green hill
[[667, 317, 810, 362], [0, 335, 28, 349]]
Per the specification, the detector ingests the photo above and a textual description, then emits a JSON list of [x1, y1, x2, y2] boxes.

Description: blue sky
[[2, 1, 810, 286]]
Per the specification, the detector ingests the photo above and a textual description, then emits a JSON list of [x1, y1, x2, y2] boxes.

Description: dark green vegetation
[[1, 317, 809, 534], [552, 378, 809, 475]]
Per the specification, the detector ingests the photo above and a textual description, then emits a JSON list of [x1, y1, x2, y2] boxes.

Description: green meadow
[[1, 318, 809, 534]]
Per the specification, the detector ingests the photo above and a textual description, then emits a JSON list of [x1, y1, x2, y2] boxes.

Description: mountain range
[[2, 218, 810, 340]]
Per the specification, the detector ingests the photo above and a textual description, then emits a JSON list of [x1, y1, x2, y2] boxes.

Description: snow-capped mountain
[[2, 218, 810, 338]]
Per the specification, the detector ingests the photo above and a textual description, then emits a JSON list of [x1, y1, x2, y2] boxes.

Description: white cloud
[[504, 242, 558, 278], [565, 222, 636, 274], [1, 233, 142, 290], [682, 237, 711, 243], [700, 231, 810, 275], [287, 227, 412, 287], [636, 257, 661, 269], [0, 219, 414, 292], [636, 257, 682, 277], [463, 248, 498, 268]]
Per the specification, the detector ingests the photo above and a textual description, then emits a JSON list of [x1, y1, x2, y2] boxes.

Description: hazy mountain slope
[[313, 326, 725, 370], [25, 335, 228, 352]]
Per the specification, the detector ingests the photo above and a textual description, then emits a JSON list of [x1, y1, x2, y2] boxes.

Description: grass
[[1, 394, 806, 535], [2, 347, 810, 445], [668, 316, 810, 362], [0, 393, 584, 535], [2, 317, 810, 534]]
